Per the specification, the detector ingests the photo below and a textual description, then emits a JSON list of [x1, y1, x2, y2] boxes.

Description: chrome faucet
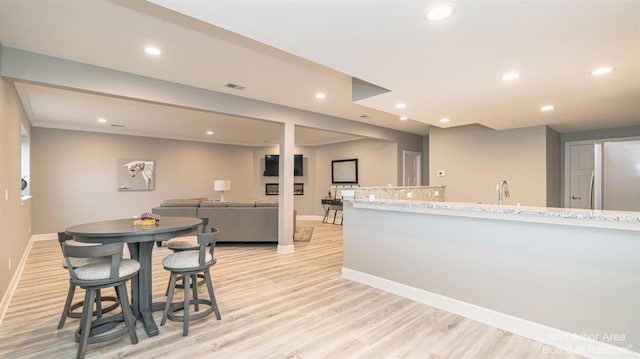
[[497, 180, 510, 207]]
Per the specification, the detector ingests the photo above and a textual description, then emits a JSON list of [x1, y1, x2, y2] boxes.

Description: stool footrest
[[167, 299, 214, 322]]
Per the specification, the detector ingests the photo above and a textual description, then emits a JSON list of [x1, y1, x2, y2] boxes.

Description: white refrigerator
[[593, 140, 640, 211]]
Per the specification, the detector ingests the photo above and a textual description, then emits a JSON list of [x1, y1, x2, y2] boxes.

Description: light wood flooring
[[0, 221, 583, 359]]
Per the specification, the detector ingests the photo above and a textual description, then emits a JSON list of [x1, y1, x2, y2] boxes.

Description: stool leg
[[115, 283, 138, 345], [161, 273, 178, 326], [192, 274, 199, 312], [203, 270, 221, 320], [183, 274, 190, 336], [95, 290, 103, 320], [58, 283, 76, 329], [77, 289, 95, 359]]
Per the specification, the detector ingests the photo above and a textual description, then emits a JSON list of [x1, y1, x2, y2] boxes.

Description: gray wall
[[545, 126, 561, 207], [314, 139, 399, 210], [0, 44, 32, 302], [429, 124, 559, 206], [251, 144, 317, 216], [31, 128, 256, 234], [31, 128, 408, 234]]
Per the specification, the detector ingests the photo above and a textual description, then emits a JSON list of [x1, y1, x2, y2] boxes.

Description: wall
[[315, 139, 398, 213], [31, 128, 257, 234], [545, 126, 561, 207], [31, 127, 410, 233], [0, 44, 32, 304], [429, 124, 556, 206], [251, 144, 317, 216]]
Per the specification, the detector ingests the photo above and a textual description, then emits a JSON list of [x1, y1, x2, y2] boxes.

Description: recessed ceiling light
[[315, 92, 326, 99], [424, 4, 455, 21], [395, 103, 407, 109], [590, 67, 614, 76], [501, 72, 521, 81], [439, 118, 450, 123], [540, 105, 555, 112], [400, 116, 408, 121], [206, 130, 214, 135], [144, 46, 162, 56], [97, 118, 107, 123]]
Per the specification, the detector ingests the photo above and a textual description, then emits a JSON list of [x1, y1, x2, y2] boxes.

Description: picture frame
[[331, 158, 358, 184], [117, 159, 155, 191]]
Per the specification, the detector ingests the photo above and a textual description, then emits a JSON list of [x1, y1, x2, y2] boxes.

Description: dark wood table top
[[66, 217, 202, 239]]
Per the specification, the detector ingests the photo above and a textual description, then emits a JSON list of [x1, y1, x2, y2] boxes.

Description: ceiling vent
[[110, 124, 126, 128], [225, 83, 247, 90]]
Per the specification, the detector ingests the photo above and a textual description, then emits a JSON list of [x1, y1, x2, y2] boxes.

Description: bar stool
[[161, 229, 221, 336], [61, 241, 140, 359], [56, 232, 119, 329], [165, 218, 209, 294]]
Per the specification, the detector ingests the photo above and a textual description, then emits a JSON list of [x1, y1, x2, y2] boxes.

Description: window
[[21, 125, 30, 198]]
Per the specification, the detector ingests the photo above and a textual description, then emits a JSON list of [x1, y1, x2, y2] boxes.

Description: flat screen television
[[264, 154, 303, 176]]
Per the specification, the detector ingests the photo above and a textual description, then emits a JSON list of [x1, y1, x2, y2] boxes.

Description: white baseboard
[[31, 232, 57, 241], [277, 244, 295, 254], [0, 237, 34, 327], [297, 215, 324, 221], [342, 267, 639, 359]]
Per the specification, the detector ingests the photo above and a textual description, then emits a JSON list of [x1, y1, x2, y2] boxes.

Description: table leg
[[127, 240, 159, 337], [322, 205, 330, 223]]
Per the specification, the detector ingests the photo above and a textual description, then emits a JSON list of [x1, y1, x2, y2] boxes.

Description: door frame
[[402, 150, 422, 186], [564, 136, 640, 208]]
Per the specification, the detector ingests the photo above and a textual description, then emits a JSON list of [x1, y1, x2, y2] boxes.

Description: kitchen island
[[342, 199, 640, 358]]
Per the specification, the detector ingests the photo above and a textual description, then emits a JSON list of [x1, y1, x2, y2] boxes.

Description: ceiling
[[0, 0, 639, 146]]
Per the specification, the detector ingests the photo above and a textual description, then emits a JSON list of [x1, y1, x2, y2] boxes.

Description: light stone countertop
[[349, 199, 640, 232]]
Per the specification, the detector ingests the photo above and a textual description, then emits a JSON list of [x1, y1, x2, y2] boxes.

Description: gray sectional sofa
[[152, 199, 293, 243]]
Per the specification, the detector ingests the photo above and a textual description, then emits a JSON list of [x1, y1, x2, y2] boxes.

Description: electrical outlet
[[435, 191, 440, 196], [407, 192, 413, 199]]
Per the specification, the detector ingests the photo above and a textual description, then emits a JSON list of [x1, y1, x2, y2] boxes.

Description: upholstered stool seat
[[163, 250, 213, 269], [161, 229, 221, 336], [167, 235, 198, 250], [57, 233, 119, 330], [62, 242, 139, 359]]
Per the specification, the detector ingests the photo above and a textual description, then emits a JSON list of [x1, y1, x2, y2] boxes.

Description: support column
[[277, 122, 295, 254]]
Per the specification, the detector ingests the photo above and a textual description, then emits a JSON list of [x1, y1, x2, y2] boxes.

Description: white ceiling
[[0, 0, 639, 145], [14, 83, 363, 146]]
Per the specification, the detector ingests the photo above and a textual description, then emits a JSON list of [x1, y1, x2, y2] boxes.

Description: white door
[[568, 144, 594, 209], [403, 151, 422, 186]]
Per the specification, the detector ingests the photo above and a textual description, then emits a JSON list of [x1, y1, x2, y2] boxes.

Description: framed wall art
[[117, 159, 155, 191], [331, 158, 358, 184]]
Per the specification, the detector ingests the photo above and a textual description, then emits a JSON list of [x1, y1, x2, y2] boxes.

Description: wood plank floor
[[0, 221, 583, 358]]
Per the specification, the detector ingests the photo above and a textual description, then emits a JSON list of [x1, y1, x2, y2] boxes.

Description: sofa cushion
[[160, 199, 202, 207], [255, 201, 278, 207], [227, 201, 256, 207], [200, 201, 228, 207]]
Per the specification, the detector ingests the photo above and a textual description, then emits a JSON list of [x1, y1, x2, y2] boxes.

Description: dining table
[[65, 216, 202, 337]]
